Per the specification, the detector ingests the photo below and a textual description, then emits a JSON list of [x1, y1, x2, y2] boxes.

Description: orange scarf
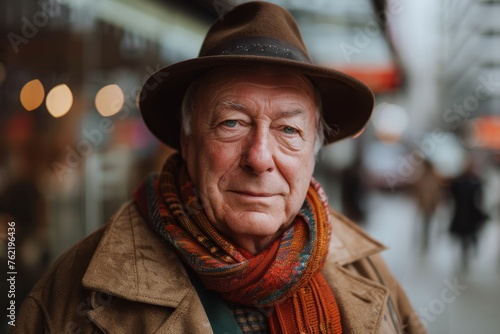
[[134, 154, 342, 333]]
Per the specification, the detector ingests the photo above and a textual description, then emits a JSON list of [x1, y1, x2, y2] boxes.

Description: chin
[[225, 211, 286, 238]]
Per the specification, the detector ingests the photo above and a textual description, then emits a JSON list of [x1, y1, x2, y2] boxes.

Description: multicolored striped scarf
[[134, 154, 342, 333]]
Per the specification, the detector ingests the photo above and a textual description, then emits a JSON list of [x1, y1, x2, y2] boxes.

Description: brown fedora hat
[[138, 1, 374, 150]]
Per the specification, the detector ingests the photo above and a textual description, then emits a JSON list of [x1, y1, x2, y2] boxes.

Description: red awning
[[323, 64, 401, 93]]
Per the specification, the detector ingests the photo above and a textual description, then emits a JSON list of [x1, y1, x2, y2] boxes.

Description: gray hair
[[181, 77, 329, 155]]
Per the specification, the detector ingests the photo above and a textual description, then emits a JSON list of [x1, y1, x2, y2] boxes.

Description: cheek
[[280, 149, 315, 180], [196, 145, 242, 222], [195, 143, 241, 192], [281, 153, 315, 200], [207, 145, 239, 175]]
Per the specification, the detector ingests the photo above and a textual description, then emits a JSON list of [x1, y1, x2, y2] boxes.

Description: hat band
[[204, 37, 312, 63]]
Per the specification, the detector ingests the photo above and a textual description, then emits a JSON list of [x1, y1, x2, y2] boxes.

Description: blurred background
[[1, 0, 499, 333]]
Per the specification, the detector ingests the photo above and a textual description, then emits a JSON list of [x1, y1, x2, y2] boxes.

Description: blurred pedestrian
[[448, 160, 489, 271], [410, 159, 442, 253]]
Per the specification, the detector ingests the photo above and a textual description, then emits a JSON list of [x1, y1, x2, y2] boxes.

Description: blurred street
[[363, 189, 500, 334], [1, 0, 500, 333]]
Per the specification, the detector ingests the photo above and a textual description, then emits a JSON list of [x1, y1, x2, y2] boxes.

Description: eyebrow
[[220, 100, 248, 112], [277, 109, 305, 118]]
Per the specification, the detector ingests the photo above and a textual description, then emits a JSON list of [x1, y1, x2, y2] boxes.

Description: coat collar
[[82, 201, 390, 333], [82, 201, 193, 308], [327, 209, 386, 265]]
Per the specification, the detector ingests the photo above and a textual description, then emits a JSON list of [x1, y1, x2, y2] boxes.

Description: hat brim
[[138, 55, 374, 150]]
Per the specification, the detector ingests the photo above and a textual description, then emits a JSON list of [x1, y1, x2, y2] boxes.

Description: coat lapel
[[81, 201, 212, 333], [324, 210, 393, 333], [323, 265, 390, 333], [328, 209, 386, 265], [86, 288, 213, 334]]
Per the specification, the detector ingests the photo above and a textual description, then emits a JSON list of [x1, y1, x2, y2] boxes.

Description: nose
[[241, 128, 275, 174]]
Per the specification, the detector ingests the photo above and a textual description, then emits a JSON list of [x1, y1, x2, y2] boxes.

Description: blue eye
[[283, 126, 297, 134], [223, 120, 238, 127]]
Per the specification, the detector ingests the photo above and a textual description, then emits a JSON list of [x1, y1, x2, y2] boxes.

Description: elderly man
[[13, 2, 425, 334]]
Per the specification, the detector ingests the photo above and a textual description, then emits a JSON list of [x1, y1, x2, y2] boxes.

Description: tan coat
[[11, 201, 426, 334]]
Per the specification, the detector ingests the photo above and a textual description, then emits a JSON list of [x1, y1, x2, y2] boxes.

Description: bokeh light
[[427, 132, 466, 178], [473, 116, 500, 150], [46, 84, 73, 118], [95, 84, 124, 117], [372, 102, 409, 141], [20, 79, 45, 111]]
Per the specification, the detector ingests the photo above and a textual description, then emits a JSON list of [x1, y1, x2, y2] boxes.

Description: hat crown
[[139, 1, 374, 150], [199, 1, 311, 61]]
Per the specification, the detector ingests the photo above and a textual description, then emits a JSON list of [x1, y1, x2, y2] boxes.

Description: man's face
[[181, 66, 318, 254]]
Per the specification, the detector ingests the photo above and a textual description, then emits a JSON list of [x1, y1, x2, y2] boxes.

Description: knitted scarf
[[134, 154, 342, 333]]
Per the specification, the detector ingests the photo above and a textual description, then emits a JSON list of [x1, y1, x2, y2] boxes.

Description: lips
[[231, 190, 276, 197]]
